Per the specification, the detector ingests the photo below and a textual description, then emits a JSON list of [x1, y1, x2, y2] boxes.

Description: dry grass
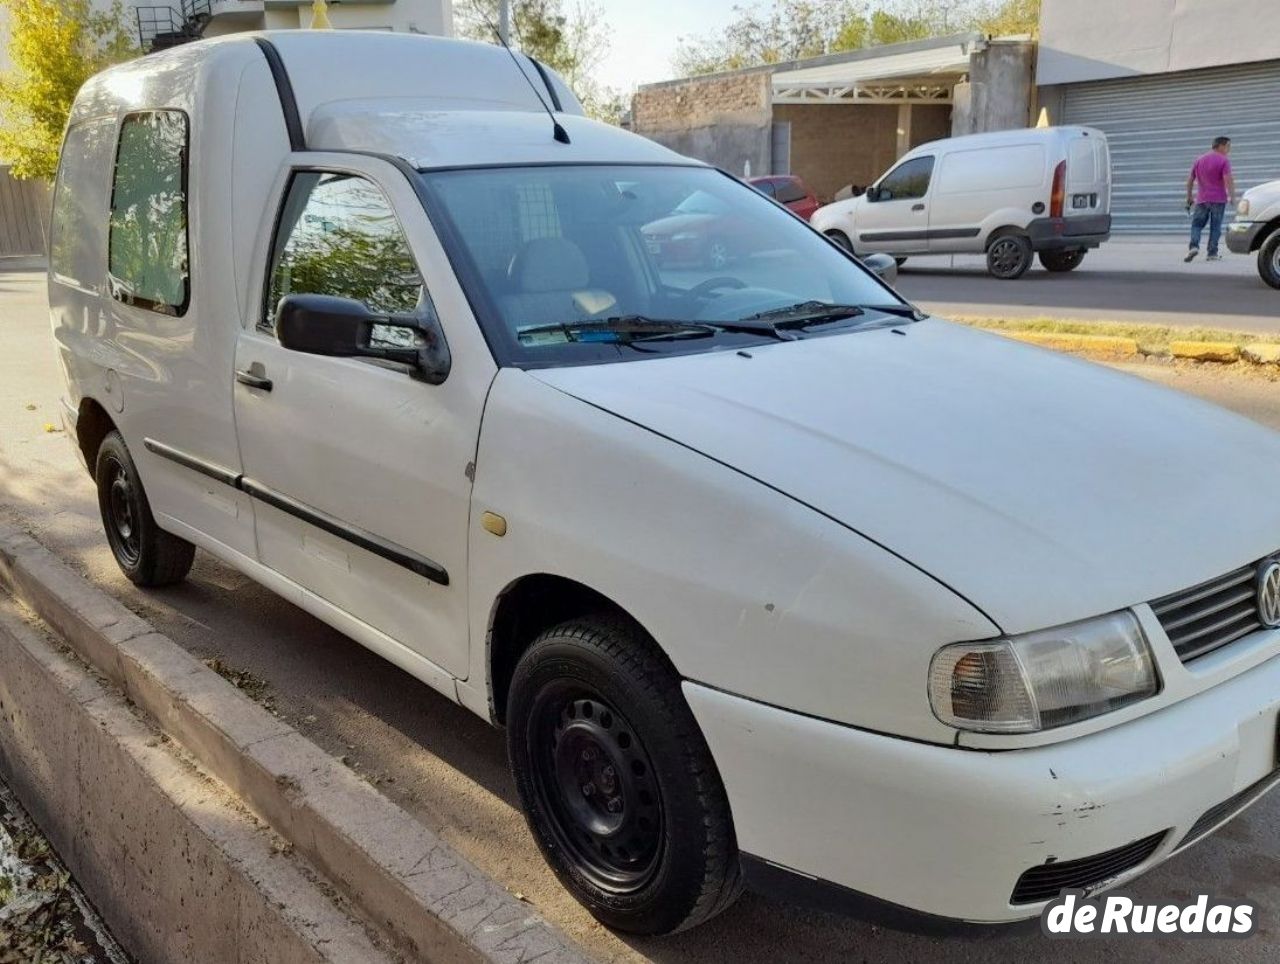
[[946, 316, 1272, 355]]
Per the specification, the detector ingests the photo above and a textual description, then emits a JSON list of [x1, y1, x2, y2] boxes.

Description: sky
[[592, 0, 743, 92]]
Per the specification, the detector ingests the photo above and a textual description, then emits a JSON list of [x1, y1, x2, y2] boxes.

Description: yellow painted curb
[[1001, 331, 1141, 356], [1170, 341, 1241, 363], [1242, 343, 1280, 365]]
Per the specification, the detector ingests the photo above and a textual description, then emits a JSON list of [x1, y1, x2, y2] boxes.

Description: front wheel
[[825, 229, 854, 252], [507, 615, 741, 934], [1258, 232, 1280, 290], [986, 234, 1034, 279], [1039, 248, 1086, 272], [95, 431, 195, 586]]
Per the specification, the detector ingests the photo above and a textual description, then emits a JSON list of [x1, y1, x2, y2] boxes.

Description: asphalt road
[[4, 264, 1280, 962], [894, 237, 1280, 334]]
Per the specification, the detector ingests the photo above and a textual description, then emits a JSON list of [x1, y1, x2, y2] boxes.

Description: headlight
[[928, 612, 1158, 733], [1237, 198, 1250, 217]]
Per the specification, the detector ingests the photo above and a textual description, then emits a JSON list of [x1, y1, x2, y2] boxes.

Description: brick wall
[[632, 72, 773, 176]]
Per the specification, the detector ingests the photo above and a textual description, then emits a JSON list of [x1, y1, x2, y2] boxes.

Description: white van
[[50, 32, 1280, 937], [812, 126, 1112, 278]]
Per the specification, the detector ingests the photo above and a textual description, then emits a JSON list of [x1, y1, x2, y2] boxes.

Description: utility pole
[[499, 0, 511, 44]]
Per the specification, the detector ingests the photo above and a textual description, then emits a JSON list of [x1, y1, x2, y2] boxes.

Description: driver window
[[263, 171, 424, 331], [875, 156, 935, 201]]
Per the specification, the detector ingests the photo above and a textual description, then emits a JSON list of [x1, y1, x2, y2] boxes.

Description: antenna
[[478, 9, 571, 145]]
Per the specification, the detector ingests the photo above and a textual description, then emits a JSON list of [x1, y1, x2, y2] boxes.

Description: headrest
[[509, 237, 590, 293]]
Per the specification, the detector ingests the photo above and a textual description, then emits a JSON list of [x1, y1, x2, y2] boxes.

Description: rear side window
[[108, 111, 189, 315], [876, 157, 934, 201], [937, 144, 1046, 194], [753, 180, 776, 198], [49, 117, 115, 290], [775, 178, 808, 204], [263, 171, 424, 330]]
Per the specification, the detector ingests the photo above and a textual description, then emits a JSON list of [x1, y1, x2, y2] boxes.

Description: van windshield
[[418, 164, 908, 366]]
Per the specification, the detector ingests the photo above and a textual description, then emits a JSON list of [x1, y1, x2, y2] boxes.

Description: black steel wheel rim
[[990, 238, 1024, 275], [104, 457, 141, 567], [529, 681, 663, 893]]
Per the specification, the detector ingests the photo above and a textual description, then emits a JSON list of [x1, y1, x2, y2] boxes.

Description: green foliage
[[454, 0, 625, 124], [673, 0, 1041, 76], [0, 0, 136, 180]]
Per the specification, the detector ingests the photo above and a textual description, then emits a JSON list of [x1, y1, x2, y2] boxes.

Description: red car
[[748, 175, 821, 222]]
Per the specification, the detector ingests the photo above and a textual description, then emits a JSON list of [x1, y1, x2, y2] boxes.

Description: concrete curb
[[1001, 330, 1141, 357], [972, 323, 1280, 368], [0, 599, 396, 964], [0, 525, 590, 964]]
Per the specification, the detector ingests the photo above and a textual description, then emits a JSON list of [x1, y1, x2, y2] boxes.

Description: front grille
[[1177, 769, 1280, 851], [1010, 831, 1167, 905], [1150, 560, 1271, 663]]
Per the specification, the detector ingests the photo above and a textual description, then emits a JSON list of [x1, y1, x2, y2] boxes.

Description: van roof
[[72, 31, 691, 170], [905, 125, 1105, 157]]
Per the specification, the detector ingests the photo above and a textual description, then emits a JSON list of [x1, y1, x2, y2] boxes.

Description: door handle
[[235, 369, 273, 392], [911, 203, 926, 212]]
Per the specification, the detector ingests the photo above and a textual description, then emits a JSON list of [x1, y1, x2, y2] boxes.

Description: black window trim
[[107, 108, 192, 317]]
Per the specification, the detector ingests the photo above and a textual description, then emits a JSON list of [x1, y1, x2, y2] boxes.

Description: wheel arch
[[486, 572, 662, 725], [76, 396, 118, 474], [984, 224, 1029, 249], [1251, 215, 1280, 252]]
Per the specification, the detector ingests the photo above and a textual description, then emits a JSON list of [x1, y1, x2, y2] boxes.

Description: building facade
[[631, 34, 1036, 203], [1037, 0, 1280, 233]]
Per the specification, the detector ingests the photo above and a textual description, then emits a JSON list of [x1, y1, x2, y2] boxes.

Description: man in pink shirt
[[1184, 136, 1235, 262]]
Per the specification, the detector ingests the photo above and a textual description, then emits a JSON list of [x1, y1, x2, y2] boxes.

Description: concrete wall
[[632, 71, 773, 177], [1038, 0, 1280, 85], [951, 39, 1034, 136], [201, 1, 452, 37]]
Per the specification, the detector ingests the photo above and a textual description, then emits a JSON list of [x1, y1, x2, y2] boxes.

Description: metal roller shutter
[[1061, 61, 1280, 234]]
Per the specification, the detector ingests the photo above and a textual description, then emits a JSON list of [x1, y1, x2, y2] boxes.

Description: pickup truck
[[49, 30, 1280, 936], [1227, 177, 1280, 287]]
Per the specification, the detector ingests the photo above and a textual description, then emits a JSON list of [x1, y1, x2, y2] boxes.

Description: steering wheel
[[685, 276, 747, 301]]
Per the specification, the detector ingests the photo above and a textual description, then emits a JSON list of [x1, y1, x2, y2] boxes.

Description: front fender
[[467, 369, 994, 744]]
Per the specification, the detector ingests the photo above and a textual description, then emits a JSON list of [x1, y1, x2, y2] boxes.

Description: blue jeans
[[1190, 202, 1226, 255]]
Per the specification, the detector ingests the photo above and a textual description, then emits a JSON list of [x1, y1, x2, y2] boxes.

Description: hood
[[532, 320, 1280, 634]]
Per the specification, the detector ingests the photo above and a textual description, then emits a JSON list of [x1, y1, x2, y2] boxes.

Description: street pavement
[[3, 263, 1280, 962], [895, 236, 1280, 334]]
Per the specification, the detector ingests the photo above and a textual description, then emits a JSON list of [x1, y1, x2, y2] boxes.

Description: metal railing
[[136, 0, 213, 52]]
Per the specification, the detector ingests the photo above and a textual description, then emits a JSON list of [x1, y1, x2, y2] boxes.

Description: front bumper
[[686, 649, 1280, 924], [1025, 214, 1111, 250], [1226, 220, 1267, 254]]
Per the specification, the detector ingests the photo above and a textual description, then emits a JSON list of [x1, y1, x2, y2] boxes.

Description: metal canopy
[[771, 40, 974, 104]]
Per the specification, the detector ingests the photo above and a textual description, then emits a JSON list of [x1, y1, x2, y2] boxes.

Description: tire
[[1259, 231, 1280, 290], [95, 431, 195, 587], [986, 233, 1034, 279], [1039, 248, 1086, 272], [825, 229, 853, 252], [507, 614, 742, 935]]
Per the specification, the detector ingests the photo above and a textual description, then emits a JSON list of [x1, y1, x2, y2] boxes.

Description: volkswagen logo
[[1259, 561, 1280, 629]]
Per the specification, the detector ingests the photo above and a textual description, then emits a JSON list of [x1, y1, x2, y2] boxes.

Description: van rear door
[[1063, 131, 1110, 221]]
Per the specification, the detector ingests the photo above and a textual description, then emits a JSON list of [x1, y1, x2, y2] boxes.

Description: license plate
[[1072, 194, 1095, 209]]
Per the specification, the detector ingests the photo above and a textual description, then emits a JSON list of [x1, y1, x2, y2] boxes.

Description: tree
[[0, 0, 135, 180], [454, 0, 624, 123], [673, 0, 1041, 76]]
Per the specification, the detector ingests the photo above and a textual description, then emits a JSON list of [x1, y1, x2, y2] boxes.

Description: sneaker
[[1184, 249, 1199, 262], [1206, 254, 1222, 261]]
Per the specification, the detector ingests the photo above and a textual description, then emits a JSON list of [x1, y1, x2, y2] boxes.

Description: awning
[[771, 39, 976, 104]]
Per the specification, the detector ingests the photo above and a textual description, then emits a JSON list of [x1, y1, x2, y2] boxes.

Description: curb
[[1001, 331, 1141, 357], [0, 599, 395, 964], [971, 324, 1280, 368], [0, 524, 590, 964]]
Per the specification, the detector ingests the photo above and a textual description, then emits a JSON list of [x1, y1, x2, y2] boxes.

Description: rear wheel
[[95, 431, 195, 586], [1039, 248, 1086, 272], [986, 234, 1033, 279], [1258, 232, 1280, 290], [825, 229, 853, 252], [507, 615, 741, 934]]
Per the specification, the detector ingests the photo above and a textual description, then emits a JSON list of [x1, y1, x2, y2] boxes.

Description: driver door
[[232, 153, 496, 683], [854, 155, 935, 255]]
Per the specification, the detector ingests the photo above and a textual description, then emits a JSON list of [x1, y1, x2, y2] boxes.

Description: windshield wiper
[[744, 300, 926, 328], [518, 315, 793, 343]]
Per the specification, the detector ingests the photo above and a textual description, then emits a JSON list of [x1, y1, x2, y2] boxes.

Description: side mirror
[[859, 252, 898, 285], [864, 187, 883, 203], [275, 293, 451, 385]]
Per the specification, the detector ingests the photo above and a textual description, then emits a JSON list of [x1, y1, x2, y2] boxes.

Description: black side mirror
[[865, 187, 883, 203], [859, 252, 898, 285], [275, 294, 451, 385]]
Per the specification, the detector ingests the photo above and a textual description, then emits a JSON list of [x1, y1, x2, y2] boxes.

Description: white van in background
[[812, 126, 1112, 279]]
